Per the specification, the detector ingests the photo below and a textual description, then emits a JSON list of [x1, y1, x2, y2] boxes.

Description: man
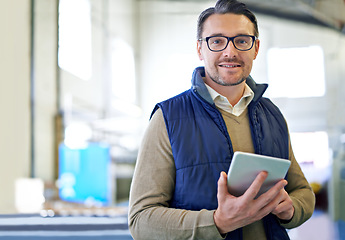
[[129, 0, 315, 239]]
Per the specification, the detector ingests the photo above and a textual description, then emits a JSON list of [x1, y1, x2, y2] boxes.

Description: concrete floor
[[288, 210, 345, 240]]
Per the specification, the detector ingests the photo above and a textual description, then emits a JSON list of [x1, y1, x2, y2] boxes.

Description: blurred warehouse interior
[[1, 0, 345, 231]]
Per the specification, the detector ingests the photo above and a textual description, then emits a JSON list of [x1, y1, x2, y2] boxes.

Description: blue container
[[58, 143, 111, 205]]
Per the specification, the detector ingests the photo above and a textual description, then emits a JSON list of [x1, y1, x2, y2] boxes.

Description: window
[[58, 0, 92, 80], [267, 46, 325, 98], [290, 131, 329, 168], [111, 39, 136, 102]]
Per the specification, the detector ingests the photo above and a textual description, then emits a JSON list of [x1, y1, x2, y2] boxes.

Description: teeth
[[222, 65, 237, 68]]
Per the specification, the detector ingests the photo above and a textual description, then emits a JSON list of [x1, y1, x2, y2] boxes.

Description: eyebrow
[[208, 33, 224, 37], [207, 33, 250, 38]]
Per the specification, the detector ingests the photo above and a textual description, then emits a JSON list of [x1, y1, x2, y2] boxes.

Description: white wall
[[0, 0, 31, 213], [33, 0, 58, 182], [0, 0, 58, 213], [138, 0, 214, 118], [59, 0, 108, 120], [252, 15, 345, 134], [59, 0, 138, 120]]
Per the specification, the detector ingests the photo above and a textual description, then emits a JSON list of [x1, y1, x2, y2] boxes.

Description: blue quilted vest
[[151, 67, 290, 240]]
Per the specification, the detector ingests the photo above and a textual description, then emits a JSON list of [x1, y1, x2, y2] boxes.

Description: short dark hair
[[197, 0, 259, 40]]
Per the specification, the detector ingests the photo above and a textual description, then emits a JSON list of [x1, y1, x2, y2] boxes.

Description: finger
[[272, 190, 293, 215], [271, 179, 288, 192], [272, 201, 287, 215], [217, 171, 229, 203], [242, 171, 268, 200], [272, 202, 294, 220], [271, 194, 287, 215], [256, 179, 287, 207], [255, 187, 287, 219]]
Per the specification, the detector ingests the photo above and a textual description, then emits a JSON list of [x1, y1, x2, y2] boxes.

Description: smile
[[219, 64, 241, 68]]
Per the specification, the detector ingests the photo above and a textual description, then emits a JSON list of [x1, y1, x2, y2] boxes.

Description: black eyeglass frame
[[199, 35, 257, 52]]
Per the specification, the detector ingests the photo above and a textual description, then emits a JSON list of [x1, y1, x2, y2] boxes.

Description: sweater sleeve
[[280, 138, 316, 229], [128, 108, 224, 240]]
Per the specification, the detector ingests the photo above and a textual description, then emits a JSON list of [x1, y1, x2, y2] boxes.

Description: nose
[[222, 40, 238, 58]]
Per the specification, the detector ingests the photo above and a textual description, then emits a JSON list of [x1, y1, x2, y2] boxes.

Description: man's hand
[[271, 188, 294, 222], [213, 171, 291, 234]]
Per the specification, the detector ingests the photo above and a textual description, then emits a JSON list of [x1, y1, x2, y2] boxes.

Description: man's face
[[197, 13, 260, 87]]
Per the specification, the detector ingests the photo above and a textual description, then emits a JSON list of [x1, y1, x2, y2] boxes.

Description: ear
[[253, 39, 260, 60], [197, 40, 204, 61]]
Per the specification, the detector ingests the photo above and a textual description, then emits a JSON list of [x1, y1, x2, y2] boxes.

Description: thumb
[[217, 171, 229, 202]]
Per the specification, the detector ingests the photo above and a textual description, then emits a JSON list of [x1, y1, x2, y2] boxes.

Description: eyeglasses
[[199, 35, 257, 52]]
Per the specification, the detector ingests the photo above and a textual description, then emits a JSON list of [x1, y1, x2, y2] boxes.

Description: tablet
[[227, 151, 291, 197]]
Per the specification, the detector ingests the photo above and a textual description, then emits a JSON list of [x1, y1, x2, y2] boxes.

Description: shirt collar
[[205, 82, 254, 116]]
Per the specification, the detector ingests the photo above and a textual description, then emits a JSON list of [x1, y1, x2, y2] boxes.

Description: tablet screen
[[227, 152, 291, 197]]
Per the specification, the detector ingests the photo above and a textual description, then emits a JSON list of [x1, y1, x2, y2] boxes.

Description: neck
[[205, 78, 246, 106]]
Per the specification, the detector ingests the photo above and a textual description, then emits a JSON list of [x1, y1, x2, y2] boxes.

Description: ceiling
[[161, 0, 345, 33], [243, 0, 345, 33]]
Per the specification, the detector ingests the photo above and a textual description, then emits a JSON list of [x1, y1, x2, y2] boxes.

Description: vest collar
[[191, 66, 268, 105], [191, 67, 214, 105]]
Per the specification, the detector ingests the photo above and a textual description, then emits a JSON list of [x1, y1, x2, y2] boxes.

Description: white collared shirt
[[205, 83, 254, 117]]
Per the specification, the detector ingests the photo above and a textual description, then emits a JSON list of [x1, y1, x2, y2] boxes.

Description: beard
[[208, 72, 246, 86], [206, 58, 247, 86]]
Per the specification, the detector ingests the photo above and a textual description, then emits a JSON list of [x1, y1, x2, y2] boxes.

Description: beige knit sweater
[[129, 108, 315, 240]]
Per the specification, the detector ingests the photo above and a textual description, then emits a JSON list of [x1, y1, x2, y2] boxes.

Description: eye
[[210, 37, 226, 45], [235, 36, 250, 45]]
